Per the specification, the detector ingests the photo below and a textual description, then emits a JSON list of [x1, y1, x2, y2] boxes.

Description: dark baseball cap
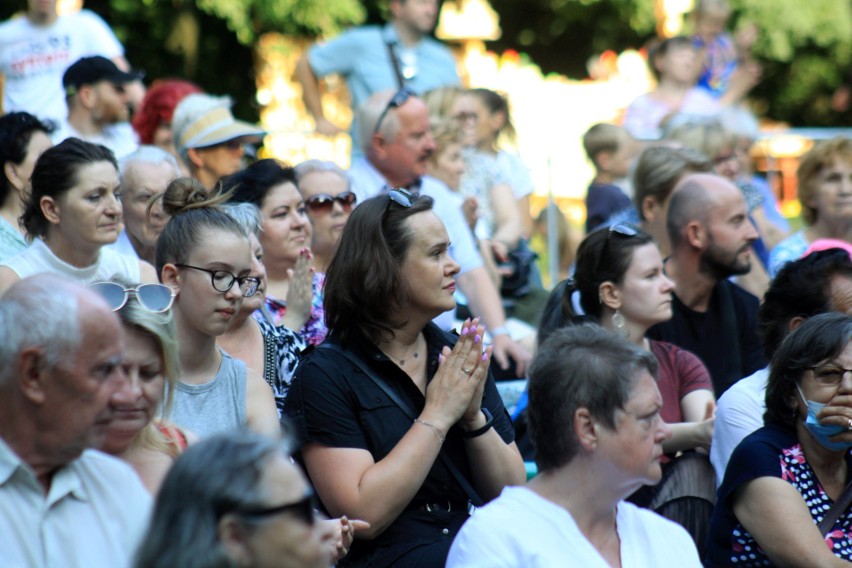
[[63, 56, 144, 97]]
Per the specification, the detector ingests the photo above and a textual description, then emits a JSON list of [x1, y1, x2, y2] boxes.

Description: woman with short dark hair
[[286, 190, 525, 567], [706, 313, 852, 567]]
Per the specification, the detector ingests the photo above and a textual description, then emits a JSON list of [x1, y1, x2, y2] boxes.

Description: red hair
[[132, 79, 202, 144]]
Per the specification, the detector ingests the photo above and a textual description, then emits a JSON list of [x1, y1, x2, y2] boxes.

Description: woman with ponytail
[[156, 177, 279, 439]]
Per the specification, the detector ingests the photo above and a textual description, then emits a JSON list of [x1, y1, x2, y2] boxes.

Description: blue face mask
[[797, 385, 852, 451]]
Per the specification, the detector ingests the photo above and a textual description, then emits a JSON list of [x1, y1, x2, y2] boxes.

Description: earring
[[612, 309, 627, 336]]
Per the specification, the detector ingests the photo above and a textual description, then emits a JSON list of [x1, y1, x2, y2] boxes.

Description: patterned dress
[[705, 423, 852, 566]]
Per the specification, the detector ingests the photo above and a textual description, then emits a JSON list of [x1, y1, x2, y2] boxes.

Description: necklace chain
[[381, 335, 423, 366]]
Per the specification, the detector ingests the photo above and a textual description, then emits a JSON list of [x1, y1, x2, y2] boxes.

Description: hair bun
[[161, 177, 230, 216]]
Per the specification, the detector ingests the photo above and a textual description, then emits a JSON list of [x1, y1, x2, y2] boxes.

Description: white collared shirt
[[0, 437, 151, 568]]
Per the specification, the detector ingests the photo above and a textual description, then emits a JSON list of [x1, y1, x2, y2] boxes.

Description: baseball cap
[[63, 56, 144, 97], [172, 94, 265, 153]]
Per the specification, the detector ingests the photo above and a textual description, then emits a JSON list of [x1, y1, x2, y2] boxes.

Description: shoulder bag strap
[[317, 343, 484, 506], [818, 480, 852, 535], [385, 40, 406, 90]]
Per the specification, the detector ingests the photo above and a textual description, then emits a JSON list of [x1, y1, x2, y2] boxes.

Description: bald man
[[647, 173, 766, 395]]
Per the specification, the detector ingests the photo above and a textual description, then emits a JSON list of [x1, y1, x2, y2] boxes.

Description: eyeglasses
[[234, 492, 316, 526], [305, 192, 357, 215], [453, 111, 478, 123], [175, 264, 260, 297], [90, 282, 176, 313], [808, 365, 852, 386], [374, 88, 416, 135], [595, 223, 640, 274]]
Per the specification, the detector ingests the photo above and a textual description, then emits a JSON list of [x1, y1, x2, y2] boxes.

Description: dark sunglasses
[[235, 492, 316, 526], [374, 87, 416, 135], [305, 191, 357, 215], [90, 282, 175, 313], [596, 223, 640, 274]]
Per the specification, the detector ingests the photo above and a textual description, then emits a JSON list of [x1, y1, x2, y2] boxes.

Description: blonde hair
[[422, 86, 466, 121], [665, 120, 736, 162], [582, 123, 631, 165], [430, 118, 464, 159], [798, 137, 852, 225]]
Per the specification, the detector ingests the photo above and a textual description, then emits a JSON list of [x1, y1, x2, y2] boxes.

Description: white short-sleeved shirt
[[0, 10, 124, 125], [0, 438, 151, 568], [1, 238, 140, 285], [447, 486, 701, 568]]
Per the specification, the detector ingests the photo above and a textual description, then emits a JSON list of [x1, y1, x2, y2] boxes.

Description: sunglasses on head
[[374, 88, 416, 135], [91, 282, 176, 313], [234, 492, 316, 526], [305, 191, 357, 215], [595, 223, 640, 274]]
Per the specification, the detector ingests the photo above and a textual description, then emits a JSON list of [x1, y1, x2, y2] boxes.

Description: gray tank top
[[170, 350, 247, 439]]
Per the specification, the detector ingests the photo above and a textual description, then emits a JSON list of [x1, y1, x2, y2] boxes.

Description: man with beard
[[55, 56, 143, 159], [647, 173, 765, 395], [0, 274, 151, 567]]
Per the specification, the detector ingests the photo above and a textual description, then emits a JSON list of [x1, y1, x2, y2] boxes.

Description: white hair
[[221, 202, 263, 238], [294, 159, 350, 188], [119, 145, 181, 178], [357, 90, 401, 153], [0, 274, 82, 384]]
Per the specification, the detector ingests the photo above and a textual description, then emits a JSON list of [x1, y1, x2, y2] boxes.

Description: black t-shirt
[[647, 279, 765, 396], [285, 323, 514, 564]]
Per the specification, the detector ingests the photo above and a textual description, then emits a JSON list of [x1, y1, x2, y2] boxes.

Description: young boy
[[582, 123, 636, 232]]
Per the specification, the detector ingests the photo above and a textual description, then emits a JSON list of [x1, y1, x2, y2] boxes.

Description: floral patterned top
[[259, 272, 327, 347], [253, 314, 306, 417], [705, 424, 852, 566]]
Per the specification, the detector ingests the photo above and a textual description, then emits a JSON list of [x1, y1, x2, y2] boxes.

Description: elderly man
[[647, 173, 765, 395], [0, 274, 151, 568], [171, 93, 265, 189], [349, 89, 530, 376], [109, 145, 180, 264], [295, 0, 459, 157], [711, 247, 852, 481], [53, 56, 143, 159]]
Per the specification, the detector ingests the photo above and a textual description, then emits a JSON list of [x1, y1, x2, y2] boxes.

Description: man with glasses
[[0, 274, 152, 567], [295, 0, 460, 158], [647, 173, 764, 396], [349, 89, 531, 377], [54, 56, 143, 159], [171, 93, 266, 189]]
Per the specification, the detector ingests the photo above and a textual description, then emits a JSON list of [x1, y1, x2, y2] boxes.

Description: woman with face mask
[[706, 313, 852, 567]]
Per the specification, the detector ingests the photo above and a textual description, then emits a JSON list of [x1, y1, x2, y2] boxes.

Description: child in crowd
[[582, 123, 636, 232]]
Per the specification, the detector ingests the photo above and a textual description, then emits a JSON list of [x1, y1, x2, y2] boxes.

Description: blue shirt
[[308, 23, 460, 157]]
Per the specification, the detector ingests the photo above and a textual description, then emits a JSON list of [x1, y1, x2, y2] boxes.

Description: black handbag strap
[[317, 342, 484, 506], [385, 40, 406, 90], [819, 479, 852, 535]]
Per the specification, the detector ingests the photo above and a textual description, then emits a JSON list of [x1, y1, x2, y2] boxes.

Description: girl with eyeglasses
[[155, 177, 280, 439], [221, 159, 326, 346], [93, 279, 194, 494], [0, 138, 159, 294], [539, 224, 717, 552]]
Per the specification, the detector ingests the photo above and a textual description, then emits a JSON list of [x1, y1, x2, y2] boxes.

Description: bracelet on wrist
[[464, 408, 494, 439], [414, 418, 446, 443]]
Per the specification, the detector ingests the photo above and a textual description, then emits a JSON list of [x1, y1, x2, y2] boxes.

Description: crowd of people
[[0, 0, 851, 567]]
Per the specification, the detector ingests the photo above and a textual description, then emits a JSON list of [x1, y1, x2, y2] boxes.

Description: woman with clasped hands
[[285, 189, 525, 567], [706, 313, 852, 567]]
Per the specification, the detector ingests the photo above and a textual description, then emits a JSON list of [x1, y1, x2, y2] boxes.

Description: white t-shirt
[[52, 120, 139, 160], [1, 238, 140, 285], [0, 10, 123, 125], [710, 367, 769, 485], [447, 486, 701, 568]]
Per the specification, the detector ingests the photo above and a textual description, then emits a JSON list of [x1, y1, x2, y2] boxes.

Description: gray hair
[[221, 202, 262, 238], [294, 159, 349, 188], [134, 432, 294, 568], [119, 145, 181, 179], [0, 274, 82, 384], [528, 324, 658, 472], [358, 90, 401, 153]]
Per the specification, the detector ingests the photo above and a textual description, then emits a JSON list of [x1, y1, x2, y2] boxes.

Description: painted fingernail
[[461, 326, 469, 336], [474, 334, 481, 344], [482, 352, 488, 361], [438, 354, 445, 363]]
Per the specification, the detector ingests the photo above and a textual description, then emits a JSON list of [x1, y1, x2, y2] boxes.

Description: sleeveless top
[[0, 216, 27, 263], [1, 238, 140, 284], [169, 351, 247, 439]]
